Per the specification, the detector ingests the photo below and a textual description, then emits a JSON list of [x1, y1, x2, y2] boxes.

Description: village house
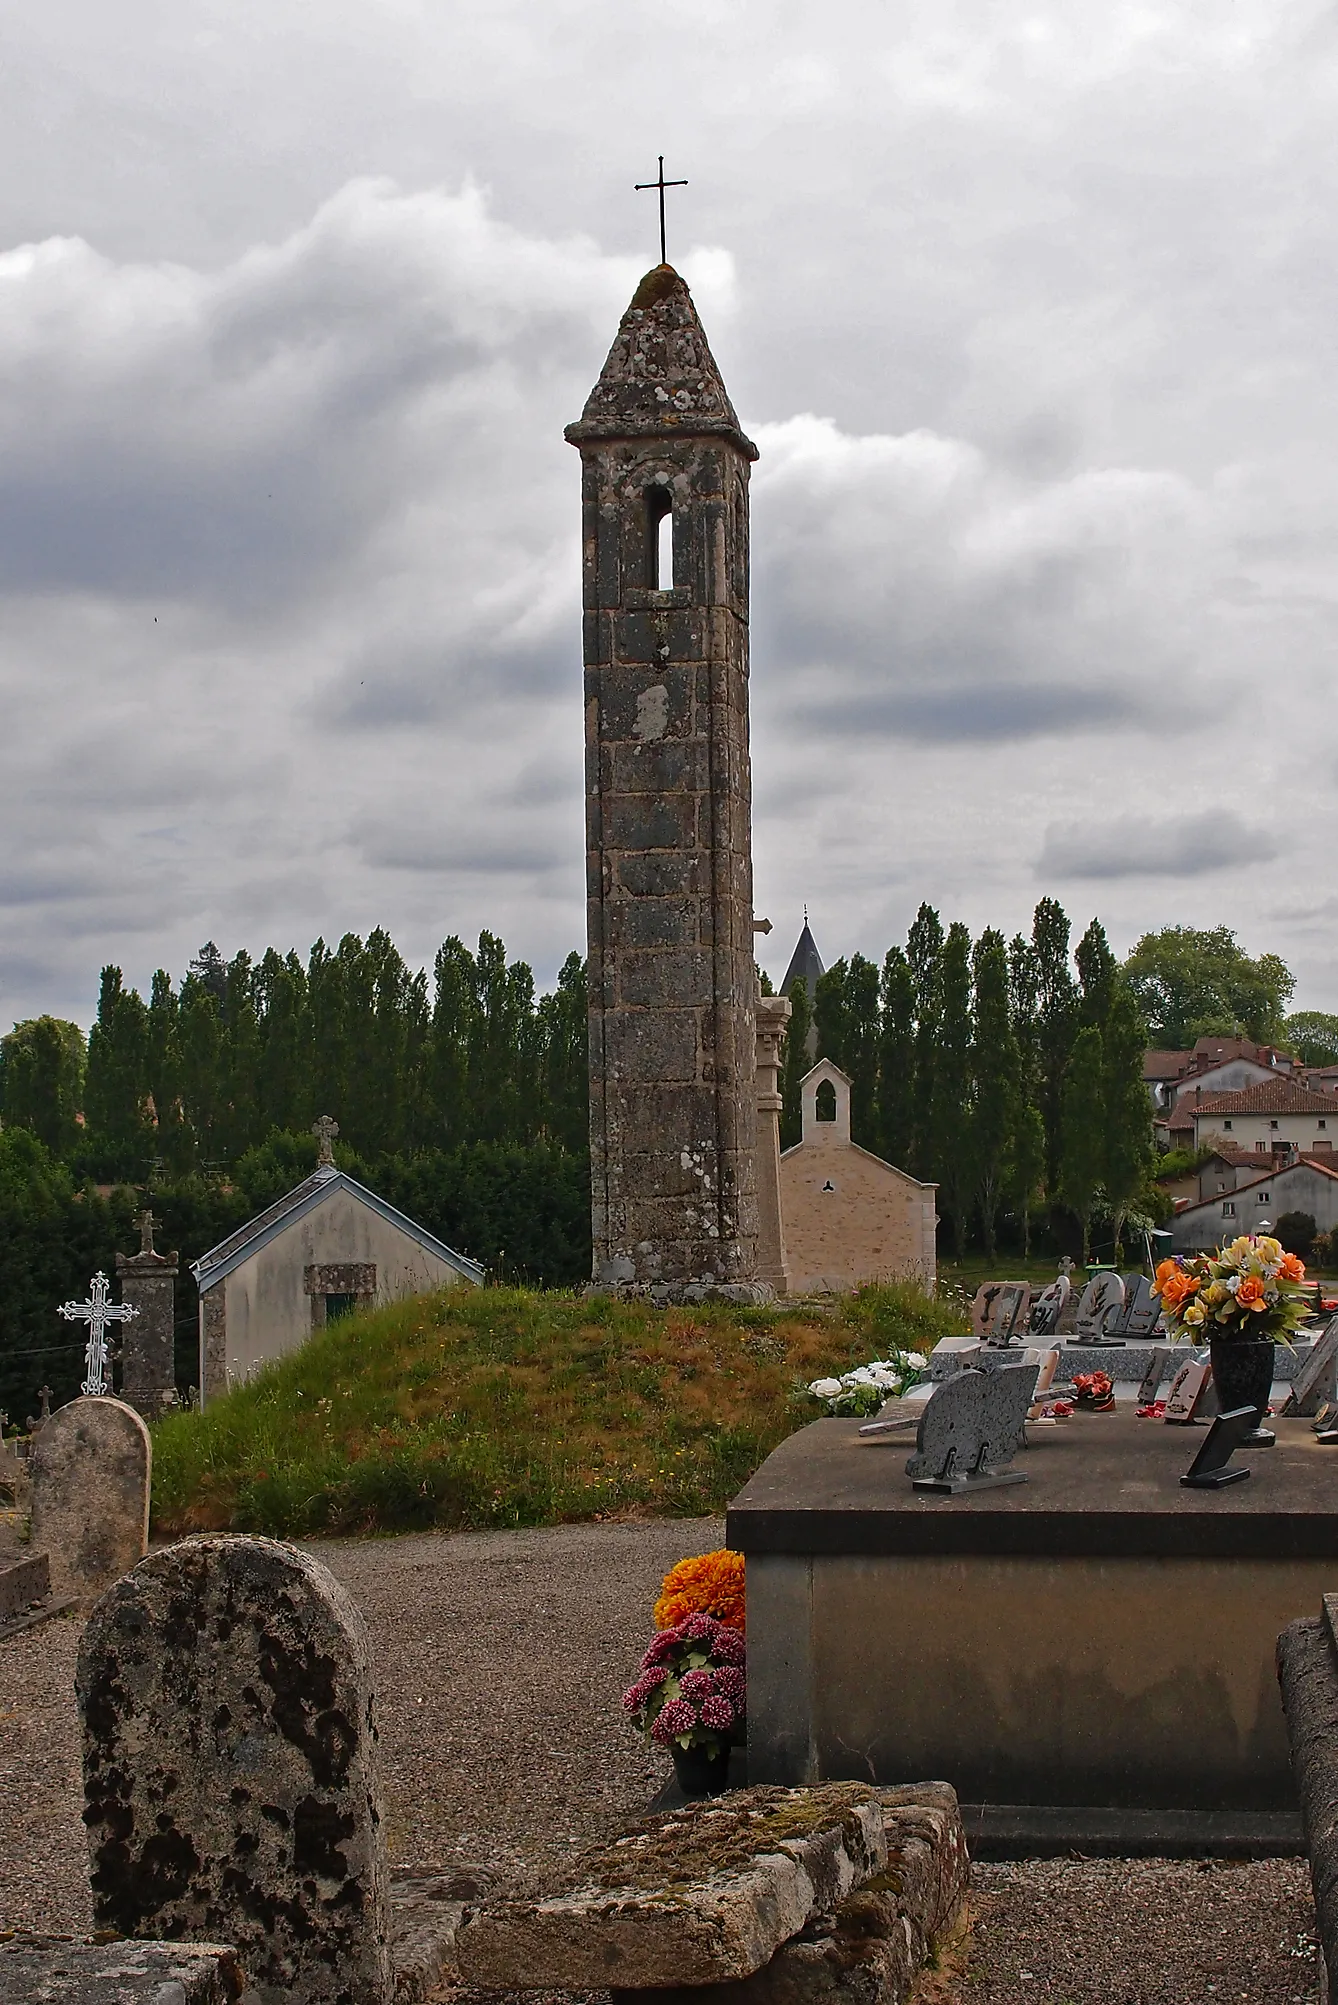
[[1145, 1035, 1297, 1113], [1165, 1155, 1338, 1251], [1164, 1077, 1338, 1158], [192, 1120, 482, 1404]]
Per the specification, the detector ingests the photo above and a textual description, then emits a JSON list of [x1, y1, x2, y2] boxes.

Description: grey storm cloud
[[1036, 812, 1278, 882], [4, 0, 1338, 1022]]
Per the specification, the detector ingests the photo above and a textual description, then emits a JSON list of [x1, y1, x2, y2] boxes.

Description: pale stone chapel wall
[[208, 1189, 473, 1393], [779, 1062, 937, 1294]]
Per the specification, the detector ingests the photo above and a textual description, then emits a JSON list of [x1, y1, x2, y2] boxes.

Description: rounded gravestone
[[29, 1395, 150, 1606], [78, 1535, 390, 2005]]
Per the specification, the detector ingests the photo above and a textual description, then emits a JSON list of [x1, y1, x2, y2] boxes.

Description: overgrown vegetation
[[150, 1281, 968, 1538]]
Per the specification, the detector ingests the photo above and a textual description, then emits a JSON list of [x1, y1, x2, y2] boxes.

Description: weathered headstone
[[115, 1208, 179, 1418], [1028, 1276, 1070, 1336], [0, 1938, 242, 2002], [905, 1365, 1039, 1493], [1072, 1272, 1126, 1345], [78, 1534, 391, 2005], [29, 1396, 149, 1606]]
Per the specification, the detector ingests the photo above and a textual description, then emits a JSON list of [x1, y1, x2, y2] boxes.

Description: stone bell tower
[[566, 264, 761, 1295]]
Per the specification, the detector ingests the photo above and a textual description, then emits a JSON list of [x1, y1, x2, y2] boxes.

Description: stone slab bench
[[455, 1782, 967, 2002], [1276, 1594, 1338, 1999]]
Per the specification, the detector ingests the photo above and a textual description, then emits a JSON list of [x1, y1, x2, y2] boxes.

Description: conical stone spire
[[565, 266, 756, 458]]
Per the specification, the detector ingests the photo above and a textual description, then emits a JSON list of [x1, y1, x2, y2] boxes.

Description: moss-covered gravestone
[[29, 1395, 150, 1607], [77, 1535, 390, 2005]]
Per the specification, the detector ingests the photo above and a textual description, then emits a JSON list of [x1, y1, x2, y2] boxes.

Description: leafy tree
[[842, 954, 881, 1147], [1275, 1211, 1317, 1259], [875, 946, 915, 1167], [1006, 1101, 1046, 1259], [930, 923, 973, 1258], [1284, 1012, 1338, 1066], [780, 977, 813, 1150], [0, 1017, 85, 1155], [907, 904, 943, 1182], [1123, 926, 1295, 1047], [1075, 918, 1117, 1030], [84, 967, 151, 1177], [971, 930, 1017, 1260], [538, 953, 589, 1153], [813, 959, 848, 1069], [1102, 978, 1153, 1258], [1060, 1025, 1105, 1262], [1032, 898, 1077, 1199]]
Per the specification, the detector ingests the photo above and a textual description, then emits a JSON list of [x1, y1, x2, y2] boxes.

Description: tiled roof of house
[[1144, 1048, 1192, 1081], [191, 1167, 485, 1291], [1179, 1079, 1335, 1118], [1174, 1155, 1338, 1219]]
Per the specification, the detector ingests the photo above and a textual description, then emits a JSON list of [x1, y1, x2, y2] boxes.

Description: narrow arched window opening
[[645, 485, 673, 589], [815, 1079, 837, 1123]]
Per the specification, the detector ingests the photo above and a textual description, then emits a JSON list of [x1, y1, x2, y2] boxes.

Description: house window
[[1224, 1120, 1233, 1131], [1222, 1201, 1236, 1217], [815, 1079, 837, 1122], [1270, 1119, 1279, 1130], [1256, 1141, 1267, 1152], [325, 1293, 359, 1322], [1258, 1192, 1271, 1204], [1322, 1120, 1329, 1131]]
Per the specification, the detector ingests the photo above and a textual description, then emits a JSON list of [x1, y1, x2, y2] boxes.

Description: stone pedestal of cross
[[59, 1273, 140, 1397]]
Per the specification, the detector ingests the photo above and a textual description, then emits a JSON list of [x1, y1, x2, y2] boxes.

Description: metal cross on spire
[[635, 156, 688, 267], [58, 1273, 139, 1397]]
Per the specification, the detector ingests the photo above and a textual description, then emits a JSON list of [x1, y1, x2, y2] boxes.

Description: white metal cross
[[58, 1272, 140, 1397]]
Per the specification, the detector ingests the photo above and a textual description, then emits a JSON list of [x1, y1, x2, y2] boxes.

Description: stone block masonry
[[568, 264, 762, 1297]]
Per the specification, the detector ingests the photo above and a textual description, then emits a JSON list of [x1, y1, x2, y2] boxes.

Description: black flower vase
[[1209, 1338, 1276, 1442], [671, 1740, 731, 1798]]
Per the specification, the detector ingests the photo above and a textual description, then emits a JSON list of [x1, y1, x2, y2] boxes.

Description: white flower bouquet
[[804, 1351, 929, 1417]]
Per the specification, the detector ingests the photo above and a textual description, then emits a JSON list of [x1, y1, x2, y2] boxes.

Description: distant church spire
[[782, 919, 824, 1000]]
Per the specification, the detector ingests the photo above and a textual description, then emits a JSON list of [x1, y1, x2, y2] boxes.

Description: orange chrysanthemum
[[1236, 1276, 1266, 1310], [1279, 1252, 1306, 1283], [654, 1548, 746, 1634]]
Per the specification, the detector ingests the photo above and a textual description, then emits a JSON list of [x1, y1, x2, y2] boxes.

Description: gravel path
[[0, 1520, 1322, 2002]]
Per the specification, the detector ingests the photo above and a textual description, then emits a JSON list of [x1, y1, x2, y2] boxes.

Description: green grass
[[150, 1281, 967, 1539]]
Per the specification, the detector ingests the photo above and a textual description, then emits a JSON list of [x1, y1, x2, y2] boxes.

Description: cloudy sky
[[4, 0, 1338, 1028]]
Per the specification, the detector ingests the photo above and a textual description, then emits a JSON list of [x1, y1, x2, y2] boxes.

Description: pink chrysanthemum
[[622, 1667, 668, 1713], [714, 1665, 746, 1702], [641, 1633, 678, 1669], [650, 1698, 697, 1744], [699, 1694, 734, 1731], [681, 1613, 714, 1641], [711, 1627, 746, 1666], [678, 1668, 717, 1699]]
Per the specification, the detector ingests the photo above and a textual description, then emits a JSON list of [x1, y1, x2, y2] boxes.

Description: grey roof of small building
[[782, 921, 825, 998], [191, 1166, 485, 1292]]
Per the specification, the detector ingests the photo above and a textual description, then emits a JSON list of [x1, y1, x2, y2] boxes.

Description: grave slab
[[28, 1396, 150, 1606], [608, 1786, 968, 2005], [729, 1411, 1338, 1848], [454, 1784, 887, 1990], [0, 1938, 241, 2003]]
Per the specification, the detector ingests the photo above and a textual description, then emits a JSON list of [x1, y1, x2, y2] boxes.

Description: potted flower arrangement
[[804, 1350, 929, 1418], [622, 1612, 746, 1797], [1153, 1238, 1311, 1432]]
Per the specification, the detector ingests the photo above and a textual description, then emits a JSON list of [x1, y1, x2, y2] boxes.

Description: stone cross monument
[[115, 1210, 180, 1418], [567, 264, 762, 1296]]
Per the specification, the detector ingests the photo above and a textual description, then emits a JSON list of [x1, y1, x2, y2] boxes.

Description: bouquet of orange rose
[[1152, 1237, 1311, 1345]]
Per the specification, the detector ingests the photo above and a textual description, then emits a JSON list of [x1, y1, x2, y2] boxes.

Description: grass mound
[[151, 1281, 965, 1538]]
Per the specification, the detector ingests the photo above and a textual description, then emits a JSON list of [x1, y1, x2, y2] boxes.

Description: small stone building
[[192, 1160, 483, 1405], [778, 1060, 937, 1293]]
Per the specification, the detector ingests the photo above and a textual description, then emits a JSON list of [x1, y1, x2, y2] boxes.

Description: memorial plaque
[[1180, 1407, 1255, 1489], [983, 1283, 1031, 1349], [1138, 1346, 1174, 1405], [905, 1364, 1040, 1493], [1283, 1317, 1338, 1418], [1028, 1277, 1071, 1337], [1073, 1272, 1127, 1346], [1122, 1274, 1160, 1337], [1164, 1354, 1212, 1424], [969, 1284, 1003, 1337]]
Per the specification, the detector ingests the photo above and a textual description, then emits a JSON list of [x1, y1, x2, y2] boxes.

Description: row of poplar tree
[[7, 932, 589, 1178], [782, 898, 1153, 1260]]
